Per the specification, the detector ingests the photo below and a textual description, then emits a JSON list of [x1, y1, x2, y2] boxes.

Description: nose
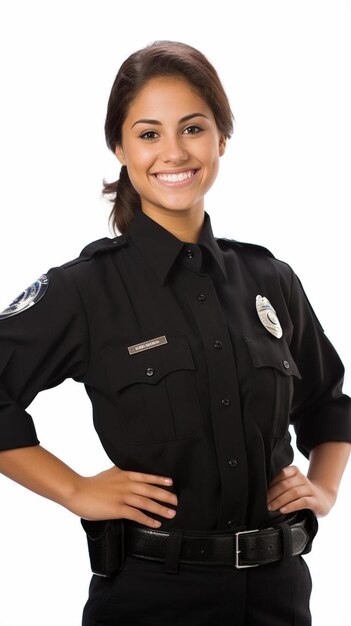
[[160, 135, 188, 164]]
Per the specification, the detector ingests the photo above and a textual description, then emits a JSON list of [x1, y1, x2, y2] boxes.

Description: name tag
[[128, 335, 168, 355]]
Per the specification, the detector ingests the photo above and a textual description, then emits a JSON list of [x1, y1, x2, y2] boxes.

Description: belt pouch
[[81, 518, 125, 577]]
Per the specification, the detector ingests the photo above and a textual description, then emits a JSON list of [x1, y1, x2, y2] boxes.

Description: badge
[[128, 335, 168, 355], [0, 274, 49, 320], [255, 295, 283, 339]]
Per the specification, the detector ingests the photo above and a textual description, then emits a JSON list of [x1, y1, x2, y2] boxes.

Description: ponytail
[[102, 166, 141, 235]]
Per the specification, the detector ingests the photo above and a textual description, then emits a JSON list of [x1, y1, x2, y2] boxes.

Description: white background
[[0, 1, 350, 624]]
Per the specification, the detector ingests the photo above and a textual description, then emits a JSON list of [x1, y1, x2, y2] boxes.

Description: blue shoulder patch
[[0, 274, 49, 320]]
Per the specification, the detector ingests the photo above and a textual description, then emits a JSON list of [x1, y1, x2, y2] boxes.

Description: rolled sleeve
[[288, 271, 351, 457], [0, 267, 89, 451]]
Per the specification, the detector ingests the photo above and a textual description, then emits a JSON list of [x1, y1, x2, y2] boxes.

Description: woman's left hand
[[267, 465, 337, 518]]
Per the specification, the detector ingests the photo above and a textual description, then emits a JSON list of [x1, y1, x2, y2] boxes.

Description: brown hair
[[102, 41, 234, 234]]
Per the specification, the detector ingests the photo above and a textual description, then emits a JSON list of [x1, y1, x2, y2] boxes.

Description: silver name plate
[[128, 335, 168, 355]]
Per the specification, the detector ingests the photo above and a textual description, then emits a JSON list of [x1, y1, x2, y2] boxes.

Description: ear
[[219, 134, 227, 157], [115, 145, 126, 166]]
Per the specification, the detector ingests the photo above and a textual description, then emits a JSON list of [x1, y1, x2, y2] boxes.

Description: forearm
[[0, 444, 178, 526], [307, 441, 351, 497], [0, 445, 82, 511]]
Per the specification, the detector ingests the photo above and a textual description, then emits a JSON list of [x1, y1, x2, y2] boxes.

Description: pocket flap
[[111, 334, 195, 391], [244, 334, 302, 379]]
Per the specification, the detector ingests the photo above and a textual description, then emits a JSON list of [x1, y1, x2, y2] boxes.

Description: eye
[[140, 130, 159, 140], [183, 125, 203, 135]]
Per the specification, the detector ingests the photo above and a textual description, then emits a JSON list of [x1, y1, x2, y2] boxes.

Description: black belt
[[125, 515, 310, 570]]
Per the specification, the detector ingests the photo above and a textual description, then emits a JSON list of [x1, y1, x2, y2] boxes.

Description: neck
[[141, 206, 205, 243]]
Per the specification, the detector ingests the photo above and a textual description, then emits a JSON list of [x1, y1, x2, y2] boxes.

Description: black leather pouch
[[298, 509, 319, 554], [285, 509, 319, 555], [81, 518, 125, 577]]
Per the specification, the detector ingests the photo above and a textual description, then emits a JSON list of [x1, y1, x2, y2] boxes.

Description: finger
[[268, 485, 312, 511], [267, 475, 306, 503], [124, 494, 177, 519], [130, 482, 178, 506], [126, 471, 174, 486], [268, 465, 298, 488], [276, 497, 315, 515], [119, 504, 163, 529]]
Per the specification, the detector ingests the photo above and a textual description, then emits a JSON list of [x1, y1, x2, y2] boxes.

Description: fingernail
[[267, 504, 272, 511], [164, 478, 173, 484], [167, 509, 176, 518]]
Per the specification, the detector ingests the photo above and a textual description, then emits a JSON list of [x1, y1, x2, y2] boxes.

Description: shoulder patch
[[216, 237, 275, 258], [0, 274, 49, 320]]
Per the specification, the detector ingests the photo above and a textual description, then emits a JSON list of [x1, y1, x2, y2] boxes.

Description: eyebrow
[[131, 112, 209, 129]]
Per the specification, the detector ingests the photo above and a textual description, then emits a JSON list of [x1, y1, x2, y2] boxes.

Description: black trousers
[[82, 552, 312, 626]]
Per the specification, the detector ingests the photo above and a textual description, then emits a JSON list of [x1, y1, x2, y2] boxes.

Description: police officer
[[0, 41, 350, 626]]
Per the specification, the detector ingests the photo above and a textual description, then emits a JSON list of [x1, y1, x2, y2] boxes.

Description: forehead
[[125, 76, 212, 120]]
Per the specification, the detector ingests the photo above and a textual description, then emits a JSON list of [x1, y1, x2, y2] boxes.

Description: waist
[[124, 510, 316, 570]]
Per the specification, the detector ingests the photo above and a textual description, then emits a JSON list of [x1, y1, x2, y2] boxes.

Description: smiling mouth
[[154, 169, 198, 183]]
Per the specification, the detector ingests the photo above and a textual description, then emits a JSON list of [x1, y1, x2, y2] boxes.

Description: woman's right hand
[[67, 466, 178, 528]]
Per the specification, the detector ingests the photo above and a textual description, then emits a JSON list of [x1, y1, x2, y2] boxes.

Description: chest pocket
[[244, 334, 301, 437], [107, 334, 202, 444]]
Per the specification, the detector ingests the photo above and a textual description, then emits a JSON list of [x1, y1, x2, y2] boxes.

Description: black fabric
[[81, 554, 312, 626], [0, 209, 350, 533]]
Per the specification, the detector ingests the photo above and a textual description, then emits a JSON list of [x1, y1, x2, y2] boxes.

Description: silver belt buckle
[[235, 529, 260, 569]]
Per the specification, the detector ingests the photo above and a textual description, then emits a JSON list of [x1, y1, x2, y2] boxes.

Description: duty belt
[[125, 514, 311, 571]]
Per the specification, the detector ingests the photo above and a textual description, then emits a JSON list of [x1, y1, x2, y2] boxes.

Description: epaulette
[[79, 234, 129, 259], [61, 234, 129, 270], [216, 237, 275, 259]]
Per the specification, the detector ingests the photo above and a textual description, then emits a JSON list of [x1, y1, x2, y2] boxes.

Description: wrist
[[59, 473, 86, 515]]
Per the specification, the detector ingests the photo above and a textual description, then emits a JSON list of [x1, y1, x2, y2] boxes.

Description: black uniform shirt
[[0, 208, 350, 530]]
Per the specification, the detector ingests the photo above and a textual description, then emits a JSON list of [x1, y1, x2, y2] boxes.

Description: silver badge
[[0, 274, 49, 320], [256, 295, 283, 339], [128, 335, 168, 355]]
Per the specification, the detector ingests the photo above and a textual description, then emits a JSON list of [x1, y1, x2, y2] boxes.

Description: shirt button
[[185, 248, 194, 259], [213, 340, 223, 350], [197, 294, 207, 301], [221, 398, 231, 407], [227, 520, 237, 529], [283, 360, 290, 370], [228, 459, 238, 468], [145, 367, 155, 377]]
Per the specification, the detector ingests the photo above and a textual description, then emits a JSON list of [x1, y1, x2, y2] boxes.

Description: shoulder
[[216, 235, 293, 275], [0, 235, 129, 321], [60, 233, 129, 271], [49, 233, 130, 285], [216, 236, 275, 259], [216, 236, 296, 299]]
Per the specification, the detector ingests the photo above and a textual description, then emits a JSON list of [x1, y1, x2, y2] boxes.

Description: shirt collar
[[129, 208, 228, 284]]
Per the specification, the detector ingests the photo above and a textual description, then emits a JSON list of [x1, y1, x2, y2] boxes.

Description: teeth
[[156, 170, 195, 182]]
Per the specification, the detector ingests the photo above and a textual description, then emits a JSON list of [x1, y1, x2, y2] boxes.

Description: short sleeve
[[0, 266, 89, 451]]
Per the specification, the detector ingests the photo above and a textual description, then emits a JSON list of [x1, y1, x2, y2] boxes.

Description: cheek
[[123, 140, 153, 174], [205, 146, 220, 179]]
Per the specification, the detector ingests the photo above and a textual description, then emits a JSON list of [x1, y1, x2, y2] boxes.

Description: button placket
[[184, 272, 249, 527]]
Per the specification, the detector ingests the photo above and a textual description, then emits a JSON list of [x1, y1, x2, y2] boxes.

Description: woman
[[0, 41, 350, 626]]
